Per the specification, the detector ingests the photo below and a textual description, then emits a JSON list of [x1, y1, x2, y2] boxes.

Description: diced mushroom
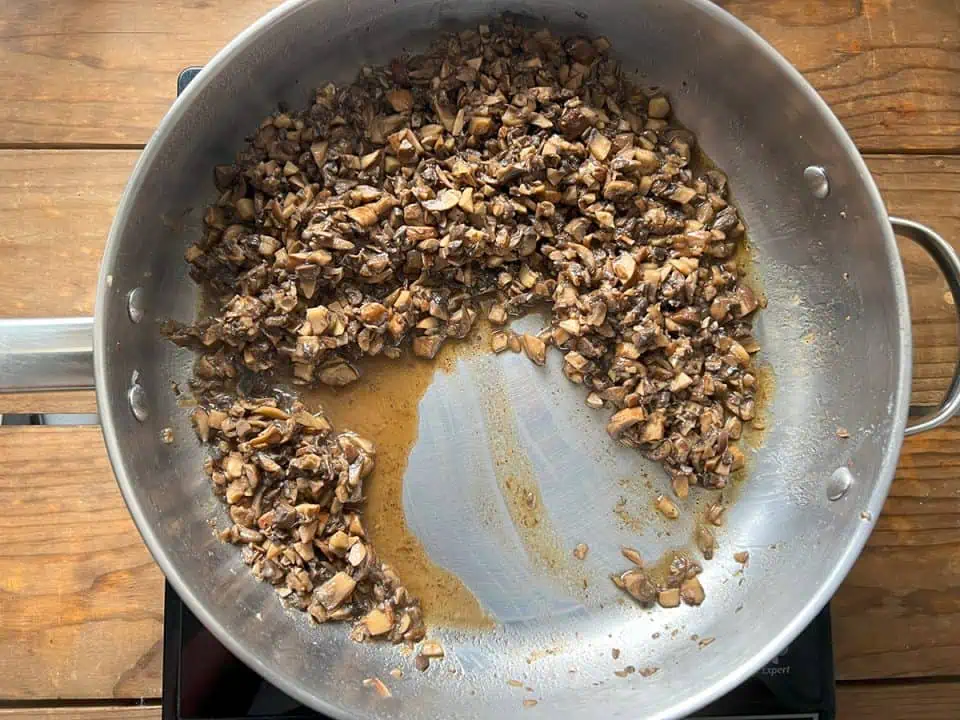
[[588, 133, 612, 161], [656, 495, 680, 520], [362, 609, 394, 636], [422, 189, 461, 212], [420, 640, 445, 658], [359, 303, 388, 325], [671, 473, 690, 499], [315, 572, 357, 610], [680, 576, 706, 606], [362, 677, 392, 698], [318, 360, 360, 386], [669, 186, 697, 205], [670, 372, 693, 392], [386, 88, 414, 112], [606, 407, 647, 437], [648, 96, 671, 119], [170, 22, 763, 648], [488, 304, 508, 325], [413, 335, 444, 359], [620, 568, 657, 604], [734, 284, 759, 316], [695, 525, 715, 560], [613, 253, 636, 284], [469, 115, 493, 136], [310, 141, 328, 166], [235, 198, 256, 221], [641, 414, 666, 443], [520, 334, 547, 365], [706, 503, 725, 526], [621, 546, 644, 566], [658, 588, 681, 608], [348, 541, 368, 567]]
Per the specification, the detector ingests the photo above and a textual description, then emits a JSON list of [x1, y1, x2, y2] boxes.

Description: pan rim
[[94, 0, 911, 717]]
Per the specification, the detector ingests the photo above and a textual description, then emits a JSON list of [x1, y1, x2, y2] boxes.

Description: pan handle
[[0, 317, 95, 393], [892, 217, 960, 436]]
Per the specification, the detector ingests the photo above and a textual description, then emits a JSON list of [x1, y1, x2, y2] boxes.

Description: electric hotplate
[[161, 582, 835, 720]]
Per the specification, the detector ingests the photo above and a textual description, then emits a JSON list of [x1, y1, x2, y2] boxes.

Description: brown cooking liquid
[[299, 331, 495, 630], [695, 142, 774, 452]]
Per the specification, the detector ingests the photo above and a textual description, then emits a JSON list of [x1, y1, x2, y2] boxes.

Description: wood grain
[[837, 681, 960, 719], [0, 0, 278, 146], [0, 0, 956, 151], [0, 708, 159, 720], [0, 0, 956, 714], [0, 150, 133, 416], [2, 682, 960, 719], [0, 427, 163, 700], [719, 0, 960, 153], [0, 391, 97, 415], [834, 416, 960, 680], [867, 155, 960, 409], [0, 684, 957, 719], [0, 150, 136, 318], [3, 682, 960, 719]]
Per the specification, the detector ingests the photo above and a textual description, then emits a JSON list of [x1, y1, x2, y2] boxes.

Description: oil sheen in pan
[[300, 328, 495, 629]]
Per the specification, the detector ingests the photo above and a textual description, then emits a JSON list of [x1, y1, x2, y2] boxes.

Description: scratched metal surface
[[94, 0, 909, 718]]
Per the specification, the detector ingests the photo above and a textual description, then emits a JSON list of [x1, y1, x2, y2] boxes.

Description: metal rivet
[[804, 165, 830, 199], [827, 467, 853, 501], [127, 287, 145, 323], [128, 372, 148, 422]]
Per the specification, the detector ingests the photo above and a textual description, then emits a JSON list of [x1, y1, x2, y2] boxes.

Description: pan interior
[[95, 1, 907, 718]]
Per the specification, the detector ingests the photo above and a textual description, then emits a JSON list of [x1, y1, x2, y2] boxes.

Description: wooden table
[[0, 1, 958, 718]]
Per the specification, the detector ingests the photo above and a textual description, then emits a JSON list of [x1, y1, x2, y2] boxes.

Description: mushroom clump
[[167, 17, 762, 638]]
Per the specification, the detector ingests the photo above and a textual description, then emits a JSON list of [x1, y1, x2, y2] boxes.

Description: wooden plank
[[0, 391, 97, 415], [837, 680, 960, 719], [719, 0, 960, 153], [0, 150, 137, 318], [2, 682, 960, 718], [0, 427, 164, 700], [0, 0, 278, 146], [834, 416, 960, 680], [0, 0, 956, 151], [0, 708, 159, 720], [867, 155, 960, 409], [0, 151, 954, 409]]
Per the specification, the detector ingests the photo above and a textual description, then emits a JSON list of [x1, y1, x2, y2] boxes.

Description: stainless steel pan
[[3, 1, 960, 718]]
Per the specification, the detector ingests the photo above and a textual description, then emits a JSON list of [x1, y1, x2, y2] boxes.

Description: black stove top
[[161, 583, 835, 720]]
